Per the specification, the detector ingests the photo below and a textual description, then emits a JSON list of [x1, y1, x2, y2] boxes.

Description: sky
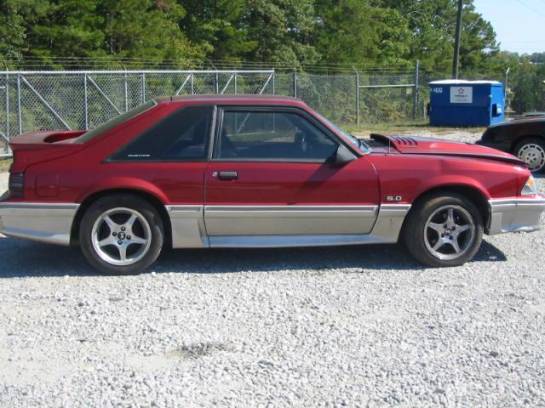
[[474, 0, 545, 54]]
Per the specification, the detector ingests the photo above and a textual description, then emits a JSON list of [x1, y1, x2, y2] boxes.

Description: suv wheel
[[79, 194, 164, 274], [403, 193, 483, 267], [515, 137, 545, 173]]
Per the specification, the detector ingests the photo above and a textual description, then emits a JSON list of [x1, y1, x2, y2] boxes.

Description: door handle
[[215, 170, 238, 181]]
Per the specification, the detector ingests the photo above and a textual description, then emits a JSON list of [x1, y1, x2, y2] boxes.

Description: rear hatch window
[[76, 100, 157, 143]]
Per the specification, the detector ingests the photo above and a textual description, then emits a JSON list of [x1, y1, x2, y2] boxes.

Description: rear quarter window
[[110, 105, 213, 161]]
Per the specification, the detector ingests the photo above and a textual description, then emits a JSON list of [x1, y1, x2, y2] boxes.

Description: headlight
[[521, 175, 538, 195]]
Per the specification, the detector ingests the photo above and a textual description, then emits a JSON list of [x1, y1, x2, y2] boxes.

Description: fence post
[[293, 71, 297, 98], [124, 70, 129, 112], [141, 73, 146, 103], [215, 72, 219, 94], [354, 69, 360, 126], [83, 73, 89, 130], [272, 71, 276, 95], [413, 60, 420, 120], [5, 72, 10, 140], [16, 73, 22, 135], [190, 73, 194, 95], [234, 73, 238, 95]]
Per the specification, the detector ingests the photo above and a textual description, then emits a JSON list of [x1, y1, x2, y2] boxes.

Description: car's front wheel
[[403, 193, 483, 267], [515, 137, 545, 173], [79, 194, 164, 274]]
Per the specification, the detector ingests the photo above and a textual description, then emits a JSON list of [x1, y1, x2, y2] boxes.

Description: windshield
[[314, 112, 370, 153], [76, 99, 157, 143]]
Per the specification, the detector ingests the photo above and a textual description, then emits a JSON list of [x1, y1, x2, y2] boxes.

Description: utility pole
[[452, 0, 463, 79]]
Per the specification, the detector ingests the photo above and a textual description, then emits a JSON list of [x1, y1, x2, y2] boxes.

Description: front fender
[[410, 175, 491, 202]]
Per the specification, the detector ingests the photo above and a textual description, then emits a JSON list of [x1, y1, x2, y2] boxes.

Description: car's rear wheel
[[515, 137, 545, 173], [403, 193, 483, 267], [79, 194, 164, 274]]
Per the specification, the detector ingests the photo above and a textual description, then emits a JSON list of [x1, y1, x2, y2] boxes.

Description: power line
[[513, 0, 545, 18]]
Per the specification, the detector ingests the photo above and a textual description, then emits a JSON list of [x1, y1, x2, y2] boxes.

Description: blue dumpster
[[429, 80, 505, 127]]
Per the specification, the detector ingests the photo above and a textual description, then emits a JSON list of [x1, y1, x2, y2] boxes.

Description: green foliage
[[0, 0, 505, 73], [239, 0, 319, 68], [179, 0, 256, 61], [0, 0, 27, 64], [314, 0, 411, 68], [510, 61, 545, 114], [0, 0, 542, 115], [377, 0, 498, 76], [1, 0, 200, 68]]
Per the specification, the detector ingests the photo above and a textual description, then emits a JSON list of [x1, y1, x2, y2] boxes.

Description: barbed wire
[[0, 56, 419, 74]]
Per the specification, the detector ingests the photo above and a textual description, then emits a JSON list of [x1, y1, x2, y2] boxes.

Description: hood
[[370, 134, 525, 166]]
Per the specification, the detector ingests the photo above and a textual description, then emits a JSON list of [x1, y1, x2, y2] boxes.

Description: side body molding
[[0, 202, 412, 248], [166, 203, 411, 249], [166, 205, 208, 247]]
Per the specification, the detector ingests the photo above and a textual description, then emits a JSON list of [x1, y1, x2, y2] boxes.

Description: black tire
[[79, 194, 164, 274], [514, 137, 545, 173], [402, 193, 483, 267]]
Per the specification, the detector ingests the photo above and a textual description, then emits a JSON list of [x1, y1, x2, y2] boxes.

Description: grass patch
[[0, 159, 12, 173]]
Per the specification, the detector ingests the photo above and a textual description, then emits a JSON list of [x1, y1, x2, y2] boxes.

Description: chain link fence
[[0, 67, 424, 157]]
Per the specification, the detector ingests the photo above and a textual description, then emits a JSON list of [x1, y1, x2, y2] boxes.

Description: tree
[[97, 0, 201, 67], [314, 0, 411, 69], [239, 0, 319, 68], [511, 61, 545, 113], [179, 0, 257, 64], [22, 0, 105, 68], [4, 0, 203, 69], [457, 1, 499, 76], [1, 0, 503, 73], [377, 0, 498, 75], [0, 0, 27, 65]]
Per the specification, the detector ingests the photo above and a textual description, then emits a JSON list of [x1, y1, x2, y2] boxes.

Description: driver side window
[[215, 110, 338, 161]]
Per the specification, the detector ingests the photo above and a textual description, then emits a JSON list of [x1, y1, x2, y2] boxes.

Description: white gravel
[[1, 133, 545, 407]]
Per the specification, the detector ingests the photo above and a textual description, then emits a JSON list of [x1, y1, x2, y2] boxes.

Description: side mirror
[[332, 144, 357, 165]]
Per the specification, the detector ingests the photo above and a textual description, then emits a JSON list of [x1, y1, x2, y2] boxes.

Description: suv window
[[215, 110, 338, 161], [112, 105, 212, 161]]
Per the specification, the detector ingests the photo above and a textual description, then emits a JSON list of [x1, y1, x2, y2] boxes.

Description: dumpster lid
[[429, 79, 502, 85]]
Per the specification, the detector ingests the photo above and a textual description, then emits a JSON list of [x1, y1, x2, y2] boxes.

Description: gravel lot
[[1, 132, 545, 407]]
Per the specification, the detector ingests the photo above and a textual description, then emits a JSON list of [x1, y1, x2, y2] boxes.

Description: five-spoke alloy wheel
[[424, 205, 476, 261], [80, 194, 164, 274], [91, 208, 152, 266], [403, 193, 483, 267]]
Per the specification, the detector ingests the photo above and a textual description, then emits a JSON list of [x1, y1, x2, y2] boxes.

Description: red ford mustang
[[1, 96, 544, 274]]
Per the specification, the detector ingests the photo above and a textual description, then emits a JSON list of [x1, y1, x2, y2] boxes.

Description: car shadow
[[0, 236, 507, 279]]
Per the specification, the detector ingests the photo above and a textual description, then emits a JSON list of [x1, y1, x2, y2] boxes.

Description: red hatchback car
[[1, 95, 544, 274]]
